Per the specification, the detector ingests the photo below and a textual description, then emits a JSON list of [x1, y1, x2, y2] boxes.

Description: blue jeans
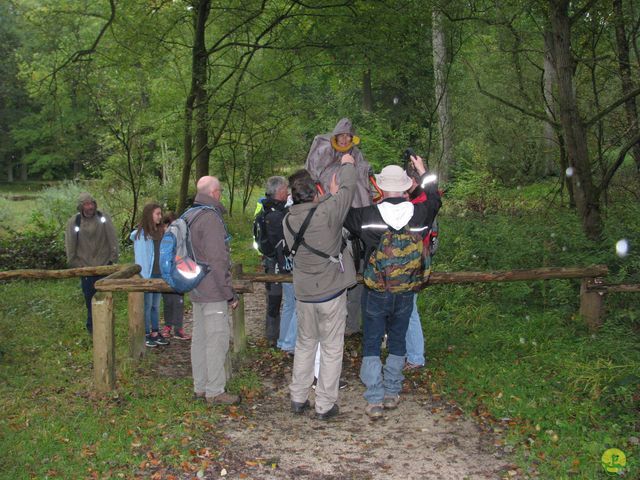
[[277, 282, 297, 352], [360, 288, 413, 404], [144, 274, 162, 335], [405, 294, 425, 365]]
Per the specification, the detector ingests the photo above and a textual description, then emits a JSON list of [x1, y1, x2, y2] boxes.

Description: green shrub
[[0, 225, 66, 270]]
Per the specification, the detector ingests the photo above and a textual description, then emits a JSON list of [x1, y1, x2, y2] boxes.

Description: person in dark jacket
[[344, 156, 441, 419], [259, 176, 290, 346], [65, 192, 119, 334]]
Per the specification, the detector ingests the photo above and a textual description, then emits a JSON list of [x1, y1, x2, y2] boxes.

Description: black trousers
[[264, 258, 282, 344]]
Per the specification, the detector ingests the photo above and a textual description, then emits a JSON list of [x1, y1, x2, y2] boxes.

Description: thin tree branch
[[584, 86, 640, 127]]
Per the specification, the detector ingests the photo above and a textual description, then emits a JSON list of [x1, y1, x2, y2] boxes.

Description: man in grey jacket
[[187, 176, 239, 405], [283, 155, 356, 420], [65, 192, 118, 334]]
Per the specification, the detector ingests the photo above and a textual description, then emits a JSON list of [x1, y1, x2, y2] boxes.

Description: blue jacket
[[130, 229, 156, 279]]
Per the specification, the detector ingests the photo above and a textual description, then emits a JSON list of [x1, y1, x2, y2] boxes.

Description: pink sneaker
[[173, 328, 191, 340], [161, 326, 172, 338]]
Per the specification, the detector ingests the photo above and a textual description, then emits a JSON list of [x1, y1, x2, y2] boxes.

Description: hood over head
[[331, 118, 361, 150], [77, 192, 97, 212]]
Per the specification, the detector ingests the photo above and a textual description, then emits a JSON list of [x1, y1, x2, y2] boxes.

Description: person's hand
[[329, 173, 339, 194], [341, 153, 355, 165], [411, 155, 426, 176], [229, 298, 239, 310]]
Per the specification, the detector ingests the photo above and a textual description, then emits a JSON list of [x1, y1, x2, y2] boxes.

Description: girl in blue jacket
[[130, 203, 169, 348]]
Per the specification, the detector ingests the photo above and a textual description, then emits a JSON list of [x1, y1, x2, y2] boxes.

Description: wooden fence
[[4, 262, 638, 393]]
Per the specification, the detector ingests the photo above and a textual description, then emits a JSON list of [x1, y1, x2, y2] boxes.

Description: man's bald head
[[197, 176, 223, 201]]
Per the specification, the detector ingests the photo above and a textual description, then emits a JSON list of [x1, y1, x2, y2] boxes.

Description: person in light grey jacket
[[283, 155, 356, 420]]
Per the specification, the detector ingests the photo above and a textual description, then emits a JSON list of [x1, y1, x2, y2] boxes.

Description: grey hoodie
[[305, 118, 373, 208]]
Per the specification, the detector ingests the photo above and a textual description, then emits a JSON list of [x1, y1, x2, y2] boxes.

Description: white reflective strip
[[421, 174, 437, 188], [100, 216, 107, 223], [74, 226, 80, 232], [409, 226, 429, 232], [361, 223, 389, 229]]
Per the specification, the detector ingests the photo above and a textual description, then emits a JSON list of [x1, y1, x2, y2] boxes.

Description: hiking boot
[[365, 403, 384, 419], [173, 328, 191, 340], [145, 335, 158, 348], [383, 395, 400, 410], [161, 326, 172, 338], [316, 404, 339, 421], [193, 392, 206, 402], [152, 334, 169, 346], [291, 399, 310, 414], [206, 392, 241, 405]]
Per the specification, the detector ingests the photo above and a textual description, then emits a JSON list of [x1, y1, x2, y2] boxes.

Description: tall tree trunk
[[432, 8, 455, 181], [178, 0, 210, 213], [6, 159, 13, 182], [549, 0, 602, 240], [362, 68, 373, 113], [613, 0, 640, 173], [20, 160, 27, 181], [543, 28, 559, 177]]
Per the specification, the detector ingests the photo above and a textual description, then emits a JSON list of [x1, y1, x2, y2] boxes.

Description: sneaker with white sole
[[145, 335, 158, 348]]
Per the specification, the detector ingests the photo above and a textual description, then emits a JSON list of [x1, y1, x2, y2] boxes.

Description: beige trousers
[[191, 301, 230, 398], [289, 292, 347, 414]]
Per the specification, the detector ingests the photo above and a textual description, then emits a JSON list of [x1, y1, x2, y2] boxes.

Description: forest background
[[1, 0, 639, 478]]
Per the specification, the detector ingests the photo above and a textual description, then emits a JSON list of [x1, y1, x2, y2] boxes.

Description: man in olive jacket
[[283, 154, 356, 420], [186, 176, 240, 406], [65, 192, 118, 334]]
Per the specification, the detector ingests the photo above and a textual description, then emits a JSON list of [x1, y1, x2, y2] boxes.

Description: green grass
[[417, 199, 640, 479], [0, 280, 226, 479]]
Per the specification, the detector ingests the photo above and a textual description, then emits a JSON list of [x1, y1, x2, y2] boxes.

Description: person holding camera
[[344, 154, 441, 419]]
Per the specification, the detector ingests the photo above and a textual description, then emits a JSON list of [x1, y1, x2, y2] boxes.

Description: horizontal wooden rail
[[241, 265, 609, 285], [94, 277, 253, 294], [586, 283, 640, 293], [0, 264, 124, 281]]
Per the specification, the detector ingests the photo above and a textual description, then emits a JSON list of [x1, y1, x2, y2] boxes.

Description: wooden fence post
[[580, 278, 604, 331], [128, 292, 145, 360], [92, 292, 115, 392], [232, 264, 247, 355]]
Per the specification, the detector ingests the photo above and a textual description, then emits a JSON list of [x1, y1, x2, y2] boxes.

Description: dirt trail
[[152, 285, 520, 479]]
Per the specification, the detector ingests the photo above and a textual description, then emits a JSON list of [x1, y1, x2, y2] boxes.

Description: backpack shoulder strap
[[285, 207, 317, 257]]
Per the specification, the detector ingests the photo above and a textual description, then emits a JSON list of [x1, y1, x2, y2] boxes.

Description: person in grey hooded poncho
[[305, 118, 374, 208]]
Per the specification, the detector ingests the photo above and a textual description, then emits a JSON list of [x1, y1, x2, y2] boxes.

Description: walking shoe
[[145, 335, 158, 348], [151, 334, 170, 346], [173, 328, 191, 340], [316, 404, 339, 420], [365, 403, 384, 419], [383, 394, 400, 409], [193, 392, 206, 402], [291, 399, 310, 414], [206, 392, 241, 405], [403, 361, 423, 371], [161, 326, 172, 338]]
